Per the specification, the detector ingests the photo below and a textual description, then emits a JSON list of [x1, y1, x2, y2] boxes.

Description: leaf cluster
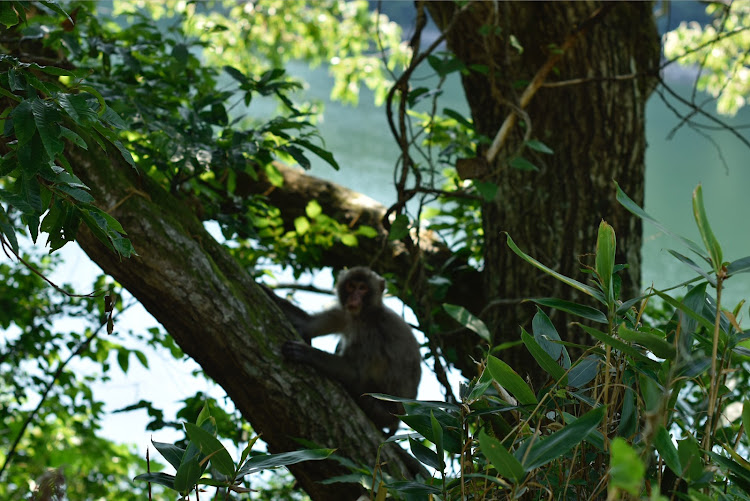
[[0, 255, 152, 499], [0, 3, 134, 257], [135, 403, 334, 498], [353, 184, 750, 500]]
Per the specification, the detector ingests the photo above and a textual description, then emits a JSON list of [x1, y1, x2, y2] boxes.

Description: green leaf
[[654, 425, 681, 475], [521, 329, 566, 383], [174, 456, 202, 493], [11, 100, 35, 146], [677, 437, 703, 481], [707, 451, 750, 486], [532, 298, 607, 324], [506, 233, 606, 304], [522, 405, 606, 470], [668, 249, 715, 286], [509, 156, 539, 171], [59, 126, 87, 149], [293, 216, 310, 235], [0, 3, 20, 27], [472, 180, 497, 201], [743, 401, 750, 442], [223, 65, 248, 83], [295, 138, 339, 170], [305, 200, 322, 218], [426, 53, 466, 77], [134, 350, 149, 368], [531, 308, 563, 361], [479, 430, 525, 483], [236, 449, 334, 477], [618, 325, 676, 360], [653, 289, 715, 335], [340, 234, 357, 246], [443, 107, 473, 129], [595, 220, 616, 304], [692, 184, 722, 272], [133, 472, 176, 489], [355, 225, 378, 238], [388, 214, 409, 241], [575, 323, 656, 366], [727, 256, 750, 277], [616, 182, 705, 257], [525, 139, 554, 154], [77, 85, 106, 115], [409, 438, 441, 470], [443, 304, 491, 342], [117, 349, 129, 373], [58, 93, 98, 125], [56, 184, 95, 203], [430, 410, 444, 461], [567, 356, 600, 389], [486, 356, 537, 406], [184, 422, 235, 476], [609, 437, 644, 495]]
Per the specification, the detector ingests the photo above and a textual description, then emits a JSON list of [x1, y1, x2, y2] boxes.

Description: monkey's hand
[[282, 340, 313, 363], [288, 319, 312, 344]]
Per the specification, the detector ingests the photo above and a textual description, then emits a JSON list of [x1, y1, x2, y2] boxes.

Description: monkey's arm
[[261, 285, 346, 341], [304, 308, 347, 338], [282, 341, 360, 392]]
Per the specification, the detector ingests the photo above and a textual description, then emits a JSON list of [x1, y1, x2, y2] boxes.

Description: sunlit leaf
[[609, 438, 644, 495]]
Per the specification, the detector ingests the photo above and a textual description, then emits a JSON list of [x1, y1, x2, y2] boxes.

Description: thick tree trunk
[[428, 2, 659, 383]]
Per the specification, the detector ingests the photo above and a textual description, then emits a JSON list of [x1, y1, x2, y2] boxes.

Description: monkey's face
[[343, 279, 369, 315]]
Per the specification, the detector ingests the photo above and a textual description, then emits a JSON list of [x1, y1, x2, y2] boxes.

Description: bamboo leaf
[[654, 425, 682, 475], [486, 356, 537, 406], [609, 438, 645, 495], [575, 323, 656, 366], [595, 220, 616, 304], [668, 249, 715, 286], [692, 184, 722, 273], [521, 329, 566, 383], [237, 449, 334, 477], [522, 406, 606, 470], [505, 233, 606, 304], [618, 325, 676, 360], [479, 430, 525, 482], [616, 182, 705, 257], [444, 304, 491, 342], [532, 298, 607, 323], [727, 256, 750, 277]]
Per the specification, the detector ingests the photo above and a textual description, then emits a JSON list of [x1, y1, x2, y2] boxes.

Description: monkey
[[268, 267, 422, 435]]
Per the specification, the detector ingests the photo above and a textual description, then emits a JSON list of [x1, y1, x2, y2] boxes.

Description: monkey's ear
[[376, 276, 385, 294]]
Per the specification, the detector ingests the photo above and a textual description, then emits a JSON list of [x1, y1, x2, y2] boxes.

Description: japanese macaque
[[269, 267, 422, 434]]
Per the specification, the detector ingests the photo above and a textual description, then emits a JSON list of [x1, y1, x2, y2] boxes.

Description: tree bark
[[427, 1, 660, 384]]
